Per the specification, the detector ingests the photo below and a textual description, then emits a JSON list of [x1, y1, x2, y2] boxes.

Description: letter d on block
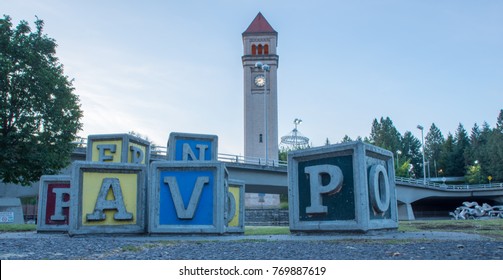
[[305, 165, 343, 214]]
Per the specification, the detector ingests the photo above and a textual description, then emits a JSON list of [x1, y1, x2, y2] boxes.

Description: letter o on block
[[368, 164, 390, 213]]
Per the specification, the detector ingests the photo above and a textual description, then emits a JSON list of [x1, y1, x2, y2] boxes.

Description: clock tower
[[242, 12, 279, 164]]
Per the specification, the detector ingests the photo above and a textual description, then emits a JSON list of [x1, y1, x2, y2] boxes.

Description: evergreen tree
[[476, 122, 492, 181], [368, 117, 402, 153], [467, 123, 481, 163], [424, 123, 444, 177], [400, 131, 423, 178], [496, 109, 503, 133], [485, 113, 503, 181], [340, 135, 353, 143], [438, 133, 455, 176], [452, 124, 470, 176]]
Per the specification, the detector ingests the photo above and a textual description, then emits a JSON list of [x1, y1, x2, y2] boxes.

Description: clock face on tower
[[254, 75, 265, 87]]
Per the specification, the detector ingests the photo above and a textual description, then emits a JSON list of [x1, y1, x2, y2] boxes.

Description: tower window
[[258, 44, 263, 55], [259, 134, 263, 143], [264, 44, 269, 54], [251, 44, 257, 55]]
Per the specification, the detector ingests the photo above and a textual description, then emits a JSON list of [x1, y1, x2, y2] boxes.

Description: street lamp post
[[417, 125, 426, 185], [396, 150, 402, 170], [293, 118, 302, 149], [255, 62, 270, 165]]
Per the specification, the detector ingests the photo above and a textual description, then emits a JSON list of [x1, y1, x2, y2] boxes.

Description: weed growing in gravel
[[121, 245, 143, 252]]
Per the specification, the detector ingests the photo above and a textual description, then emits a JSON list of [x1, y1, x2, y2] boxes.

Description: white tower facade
[[242, 12, 279, 164]]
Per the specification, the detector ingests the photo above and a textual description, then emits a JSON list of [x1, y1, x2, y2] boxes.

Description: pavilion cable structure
[[280, 118, 310, 150]]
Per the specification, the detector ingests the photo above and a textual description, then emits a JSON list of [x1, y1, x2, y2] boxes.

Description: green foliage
[[395, 159, 412, 177], [244, 226, 290, 235], [451, 124, 470, 176], [340, 135, 353, 143], [400, 131, 422, 178], [465, 162, 482, 184], [0, 224, 36, 232], [369, 117, 402, 153], [0, 15, 82, 185], [438, 133, 455, 176], [424, 123, 444, 177], [399, 219, 503, 238]]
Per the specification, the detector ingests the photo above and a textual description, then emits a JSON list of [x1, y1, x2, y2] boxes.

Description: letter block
[[37, 175, 71, 232], [86, 134, 150, 164], [69, 161, 147, 235], [225, 180, 245, 233], [148, 161, 227, 234], [167, 132, 218, 161], [288, 141, 398, 233]]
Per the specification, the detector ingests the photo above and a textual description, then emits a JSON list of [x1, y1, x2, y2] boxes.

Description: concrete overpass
[[2, 148, 503, 221]]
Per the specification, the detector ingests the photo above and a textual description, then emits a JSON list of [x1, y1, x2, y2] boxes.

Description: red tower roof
[[243, 12, 277, 34]]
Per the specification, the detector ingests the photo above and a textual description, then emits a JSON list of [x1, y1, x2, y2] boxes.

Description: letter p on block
[[288, 141, 398, 233]]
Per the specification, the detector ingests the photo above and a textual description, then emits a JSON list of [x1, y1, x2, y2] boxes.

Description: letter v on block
[[164, 176, 210, 219]]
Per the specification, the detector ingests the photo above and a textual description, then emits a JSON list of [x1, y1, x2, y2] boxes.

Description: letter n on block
[[167, 132, 218, 161], [37, 175, 71, 232], [288, 141, 398, 233], [148, 161, 226, 234], [69, 161, 147, 235]]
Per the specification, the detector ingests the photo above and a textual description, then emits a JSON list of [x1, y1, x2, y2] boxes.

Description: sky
[[3, 0, 502, 155]]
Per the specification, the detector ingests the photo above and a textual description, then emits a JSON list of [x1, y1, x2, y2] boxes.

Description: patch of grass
[[245, 226, 290, 235], [0, 224, 36, 232], [121, 245, 142, 252], [399, 219, 503, 238]]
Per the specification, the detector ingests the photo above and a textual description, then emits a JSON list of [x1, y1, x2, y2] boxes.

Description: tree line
[[338, 110, 503, 183]]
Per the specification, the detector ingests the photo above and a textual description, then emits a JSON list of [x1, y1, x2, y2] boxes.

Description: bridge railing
[[218, 153, 287, 167], [73, 139, 287, 167], [395, 176, 503, 190]]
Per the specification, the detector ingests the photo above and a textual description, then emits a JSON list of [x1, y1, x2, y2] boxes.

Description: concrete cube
[[288, 141, 398, 233], [36, 175, 71, 232], [69, 161, 147, 235], [226, 180, 245, 233], [148, 161, 227, 234], [167, 132, 218, 161], [86, 134, 150, 164]]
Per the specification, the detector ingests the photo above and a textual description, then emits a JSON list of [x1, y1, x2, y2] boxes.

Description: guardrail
[[218, 153, 287, 167], [73, 139, 287, 167], [395, 176, 503, 190]]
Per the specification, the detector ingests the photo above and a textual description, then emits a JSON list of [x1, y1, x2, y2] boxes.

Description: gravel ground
[[1, 231, 503, 260]]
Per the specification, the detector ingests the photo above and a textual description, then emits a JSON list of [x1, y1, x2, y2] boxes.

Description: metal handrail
[[217, 153, 288, 167], [73, 139, 287, 167], [395, 176, 503, 190]]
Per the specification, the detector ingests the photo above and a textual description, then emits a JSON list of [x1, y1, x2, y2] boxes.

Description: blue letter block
[[167, 132, 218, 161], [149, 161, 227, 234]]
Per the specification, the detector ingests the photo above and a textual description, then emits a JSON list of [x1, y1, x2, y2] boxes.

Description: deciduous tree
[[0, 16, 82, 185]]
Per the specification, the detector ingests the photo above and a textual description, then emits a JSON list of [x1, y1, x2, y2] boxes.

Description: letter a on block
[[164, 176, 209, 219], [305, 165, 344, 214], [86, 178, 133, 221], [182, 143, 209, 161]]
